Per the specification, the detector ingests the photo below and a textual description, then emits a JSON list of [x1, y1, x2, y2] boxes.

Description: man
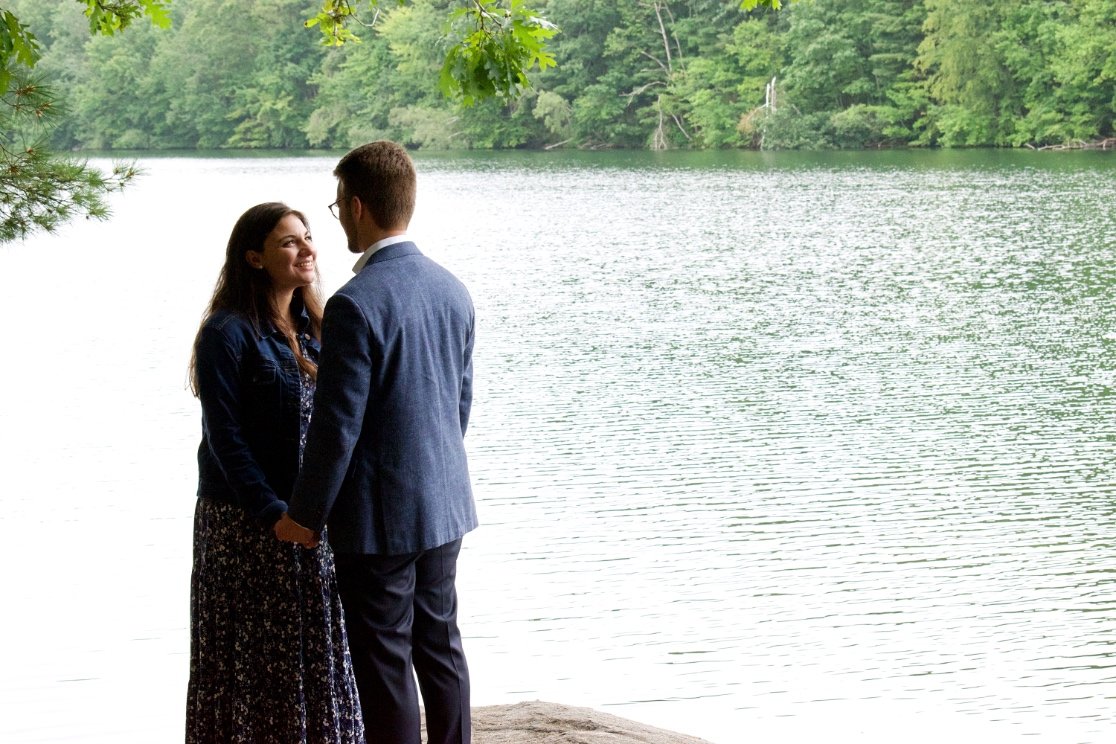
[[275, 141, 477, 744]]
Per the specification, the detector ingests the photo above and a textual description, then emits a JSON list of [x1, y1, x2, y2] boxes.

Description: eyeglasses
[[328, 200, 340, 219]]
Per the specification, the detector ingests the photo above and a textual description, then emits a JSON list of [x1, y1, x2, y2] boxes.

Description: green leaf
[[0, 10, 42, 69], [140, 1, 173, 29], [741, 0, 784, 10], [437, 1, 560, 105]]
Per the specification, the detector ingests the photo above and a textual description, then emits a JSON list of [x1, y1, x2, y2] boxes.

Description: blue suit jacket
[[288, 242, 477, 555]]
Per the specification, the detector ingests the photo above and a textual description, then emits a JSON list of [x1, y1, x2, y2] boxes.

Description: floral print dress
[[187, 356, 364, 744]]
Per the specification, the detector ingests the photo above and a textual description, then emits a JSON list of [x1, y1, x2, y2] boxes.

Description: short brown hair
[[334, 141, 416, 230]]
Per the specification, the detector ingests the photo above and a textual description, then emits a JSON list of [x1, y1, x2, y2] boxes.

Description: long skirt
[[186, 497, 364, 744]]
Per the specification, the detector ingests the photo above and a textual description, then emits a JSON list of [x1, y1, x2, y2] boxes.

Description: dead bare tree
[[624, 1, 691, 150]]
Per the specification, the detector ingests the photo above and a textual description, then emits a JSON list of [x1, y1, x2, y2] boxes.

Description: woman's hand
[[274, 512, 320, 548]]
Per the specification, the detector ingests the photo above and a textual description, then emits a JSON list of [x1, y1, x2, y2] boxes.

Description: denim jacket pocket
[[245, 360, 284, 415], [249, 362, 279, 385]]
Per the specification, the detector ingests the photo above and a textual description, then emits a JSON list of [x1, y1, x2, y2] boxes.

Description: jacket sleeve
[[195, 322, 286, 525], [287, 293, 372, 532]]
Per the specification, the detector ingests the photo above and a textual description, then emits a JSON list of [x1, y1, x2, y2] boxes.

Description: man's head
[[333, 141, 416, 253]]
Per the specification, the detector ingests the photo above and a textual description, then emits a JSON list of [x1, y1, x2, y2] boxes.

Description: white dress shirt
[[352, 233, 411, 273]]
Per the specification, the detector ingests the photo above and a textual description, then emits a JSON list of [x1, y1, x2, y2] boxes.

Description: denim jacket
[[195, 302, 319, 525]]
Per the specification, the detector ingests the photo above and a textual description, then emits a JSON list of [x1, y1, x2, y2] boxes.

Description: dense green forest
[[12, 0, 1116, 151]]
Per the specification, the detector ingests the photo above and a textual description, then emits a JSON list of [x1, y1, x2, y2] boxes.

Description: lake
[[1, 149, 1114, 743]]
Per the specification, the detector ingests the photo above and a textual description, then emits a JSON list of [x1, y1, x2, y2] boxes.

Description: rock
[[465, 700, 714, 743]]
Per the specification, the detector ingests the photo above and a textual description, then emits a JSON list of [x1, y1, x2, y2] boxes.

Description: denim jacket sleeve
[[195, 319, 287, 524]]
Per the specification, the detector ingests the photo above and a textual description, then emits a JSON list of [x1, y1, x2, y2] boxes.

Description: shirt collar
[[353, 233, 411, 274]]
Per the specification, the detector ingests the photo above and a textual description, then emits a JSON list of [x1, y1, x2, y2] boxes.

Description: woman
[[186, 203, 364, 744]]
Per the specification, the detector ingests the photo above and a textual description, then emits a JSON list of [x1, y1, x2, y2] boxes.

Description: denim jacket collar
[[256, 294, 313, 340]]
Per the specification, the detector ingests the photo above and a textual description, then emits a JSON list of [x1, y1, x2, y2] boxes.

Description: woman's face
[[248, 214, 317, 292]]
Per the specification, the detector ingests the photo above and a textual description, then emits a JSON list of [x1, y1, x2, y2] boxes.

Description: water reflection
[[1, 151, 1114, 743]]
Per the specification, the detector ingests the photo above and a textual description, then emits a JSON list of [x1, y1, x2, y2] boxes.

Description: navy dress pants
[[334, 539, 471, 744]]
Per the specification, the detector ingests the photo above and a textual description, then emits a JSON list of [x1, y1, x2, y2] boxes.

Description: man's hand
[[274, 512, 320, 548]]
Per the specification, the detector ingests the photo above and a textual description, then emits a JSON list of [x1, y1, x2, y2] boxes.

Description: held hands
[[274, 512, 320, 549]]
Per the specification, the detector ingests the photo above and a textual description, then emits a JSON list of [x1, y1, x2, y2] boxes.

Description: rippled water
[[2, 150, 1114, 743]]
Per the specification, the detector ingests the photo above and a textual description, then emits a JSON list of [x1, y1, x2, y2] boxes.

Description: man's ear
[[349, 194, 364, 222], [245, 250, 263, 269]]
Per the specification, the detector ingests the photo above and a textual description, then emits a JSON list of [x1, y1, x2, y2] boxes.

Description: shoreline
[[427, 701, 714, 743]]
